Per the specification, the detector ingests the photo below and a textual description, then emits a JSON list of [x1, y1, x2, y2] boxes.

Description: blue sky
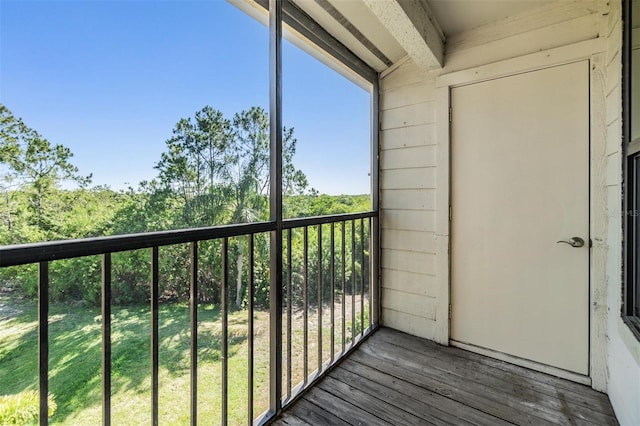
[[0, 0, 371, 195]]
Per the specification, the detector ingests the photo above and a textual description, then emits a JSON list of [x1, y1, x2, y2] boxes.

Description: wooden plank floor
[[273, 328, 618, 426]]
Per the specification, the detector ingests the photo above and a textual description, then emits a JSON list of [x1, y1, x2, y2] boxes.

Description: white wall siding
[[379, 59, 439, 338], [381, 189, 435, 211], [381, 269, 437, 297], [378, 0, 606, 343], [380, 102, 435, 130], [380, 145, 436, 169], [604, 1, 640, 424], [382, 308, 437, 338], [380, 81, 435, 110], [381, 125, 436, 149], [381, 168, 436, 190], [381, 249, 435, 276], [381, 209, 435, 232], [383, 288, 436, 320], [381, 229, 436, 254]]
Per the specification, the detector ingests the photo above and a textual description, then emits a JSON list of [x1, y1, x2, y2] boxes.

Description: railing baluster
[[330, 223, 335, 363], [2, 211, 380, 426], [102, 253, 111, 426], [360, 218, 365, 336], [151, 247, 159, 426], [351, 220, 356, 344], [303, 226, 308, 384], [317, 224, 322, 373], [190, 242, 198, 426], [341, 221, 346, 354], [286, 229, 292, 398], [38, 261, 48, 426], [222, 238, 229, 426], [368, 218, 372, 329], [248, 235, 254, 426]]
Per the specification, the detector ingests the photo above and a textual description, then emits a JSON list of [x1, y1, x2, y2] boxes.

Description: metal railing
[[0, 211, 378, 425]]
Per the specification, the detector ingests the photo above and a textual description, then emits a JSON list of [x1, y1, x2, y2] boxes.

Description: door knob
[[556, 237, 585, 248]]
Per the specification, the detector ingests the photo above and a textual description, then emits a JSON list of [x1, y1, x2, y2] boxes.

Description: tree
[[155, 106, 233, 227], [229, 107, 269, 307], [0, 104, 91, 236], [1, 103, 337, 308], [155, 106, 311, 307], [229, 107, 309, 307]]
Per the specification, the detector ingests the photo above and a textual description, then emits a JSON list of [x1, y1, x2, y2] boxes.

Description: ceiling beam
[[362, 0, 444, 70]]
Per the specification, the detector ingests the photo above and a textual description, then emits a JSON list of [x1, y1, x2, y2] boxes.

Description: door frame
[[433, 38, 609, 390]]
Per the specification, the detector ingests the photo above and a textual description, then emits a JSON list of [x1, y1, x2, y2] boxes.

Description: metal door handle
[[556, 237, 585, 248]]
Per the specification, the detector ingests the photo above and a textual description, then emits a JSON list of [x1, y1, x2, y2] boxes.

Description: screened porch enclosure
[[2, 0, 639, 424], [0, 0, 382, 424]]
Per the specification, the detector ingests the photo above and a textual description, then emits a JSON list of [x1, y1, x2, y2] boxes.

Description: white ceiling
[[427, 0, 557, 36], [298, 0, 558, 72]]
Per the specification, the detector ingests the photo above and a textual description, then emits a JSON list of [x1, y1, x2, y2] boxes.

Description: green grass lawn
[[0, 298, 271, 425], [0, 295, 367, 425]]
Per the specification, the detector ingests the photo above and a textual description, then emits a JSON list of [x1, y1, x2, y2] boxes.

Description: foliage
[[284, 193, 370, 218], [0, 98, 372, 425], [0, 103, 370, 309], [0, 104, 91, 236], [0, 391, 56, 425], [284, 217, 370, 308], [347, 306, 370, 340], [155, 106, 233, 227], [154, 106, 307, 229]]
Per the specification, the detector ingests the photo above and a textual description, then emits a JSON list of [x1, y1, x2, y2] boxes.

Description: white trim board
[[589, 52, 609, 393], [436, 38, 606, 88], [433, 85, 450, 346]]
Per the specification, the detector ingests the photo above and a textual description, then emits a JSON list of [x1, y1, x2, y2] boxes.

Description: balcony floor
[[274, 327, 617, 426]]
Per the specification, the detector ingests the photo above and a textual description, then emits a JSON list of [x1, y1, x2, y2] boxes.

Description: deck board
[[286, 398, 349, 426], [334, 361, 510, 426], [273, 328, 618, 426], [376, 328, 614, 411]]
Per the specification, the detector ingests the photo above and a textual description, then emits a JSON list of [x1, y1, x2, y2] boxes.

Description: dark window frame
[[623, 0, 640, 341]]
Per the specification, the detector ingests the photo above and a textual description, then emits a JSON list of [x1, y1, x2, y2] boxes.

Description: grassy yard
[[0, 294, 368, 425]]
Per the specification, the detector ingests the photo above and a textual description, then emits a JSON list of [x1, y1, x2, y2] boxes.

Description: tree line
[[0, 104, 370, 308]]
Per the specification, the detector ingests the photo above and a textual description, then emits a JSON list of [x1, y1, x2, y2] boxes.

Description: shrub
[[346, 307, 370, 342], [0, 391, 56, 425]]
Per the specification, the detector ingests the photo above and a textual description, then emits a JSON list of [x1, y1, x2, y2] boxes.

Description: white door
[[450, 61, 590, 375]]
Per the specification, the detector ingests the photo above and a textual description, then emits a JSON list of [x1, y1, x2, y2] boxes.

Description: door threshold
[[450, 340, 592, 386]]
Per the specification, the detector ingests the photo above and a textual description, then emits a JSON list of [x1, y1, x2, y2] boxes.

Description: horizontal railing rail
[[281, 211, 375, 229], [0, 211, 376, 267], [0, 210, 378, 426], [0, 222, 276, 267]]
